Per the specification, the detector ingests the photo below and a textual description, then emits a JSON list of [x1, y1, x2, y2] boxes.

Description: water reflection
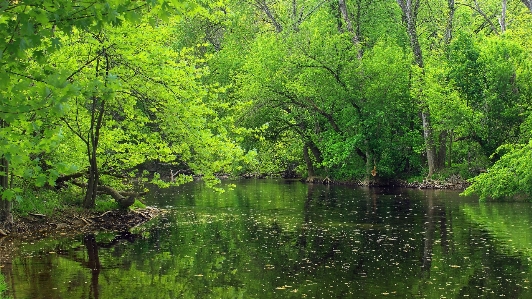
[[2, 180, 532, 298]]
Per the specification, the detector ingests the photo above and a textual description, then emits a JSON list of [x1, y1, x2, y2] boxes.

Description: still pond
[[2, 179, 532, 298]]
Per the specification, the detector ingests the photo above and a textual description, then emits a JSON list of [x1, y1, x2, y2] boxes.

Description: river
[[2, 179, 532, 298]]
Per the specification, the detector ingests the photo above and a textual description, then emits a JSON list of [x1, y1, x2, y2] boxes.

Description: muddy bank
[[304, 174, 471, 190], [399, 179, 471, 190], [0, 207, 165, 263], [0, 207, 164, 240]]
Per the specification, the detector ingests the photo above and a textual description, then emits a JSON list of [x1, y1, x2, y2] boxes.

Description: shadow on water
[[2, 180, 532, 298]]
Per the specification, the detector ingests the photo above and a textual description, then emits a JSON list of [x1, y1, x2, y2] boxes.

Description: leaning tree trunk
[[522, 0, 532, 13]]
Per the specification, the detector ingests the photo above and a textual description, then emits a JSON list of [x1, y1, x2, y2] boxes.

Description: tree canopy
[[2, 0, 532, 212]]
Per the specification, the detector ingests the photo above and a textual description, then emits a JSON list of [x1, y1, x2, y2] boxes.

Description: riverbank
[[0, 207, 164, 240], [1, 175, 470, 241], [303, 174, 471, 191]]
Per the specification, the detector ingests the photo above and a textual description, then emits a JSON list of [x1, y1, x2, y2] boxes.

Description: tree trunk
[[337, 0, 371, 177], [303, 143, 315, 178], [397, 0, 436, 178], [436, 130, 448, 170], [84, 151, 99, 208], [365, 148, 374, 183], [0, 119, 12, 224], [448, 130, 453, 167], [338, 0, 359, 47], [421, 109, 436, 177], [445, 0, 456, 44], [499, 0, 507, 33], [84, 95, 105, 209], [0, 156, 12, 224], [83, 50, 108, 208], [308, 141, 323, 164], [522, 0, 532, 13]]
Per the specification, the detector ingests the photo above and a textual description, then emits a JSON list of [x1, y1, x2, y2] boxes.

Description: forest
[[1, 0, 532, 221]]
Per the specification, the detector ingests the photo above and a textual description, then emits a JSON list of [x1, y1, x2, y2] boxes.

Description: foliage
[[1, 0, 255, 210], [0, 273, 6, 299], [8, 181, 532, 298], [13, 185, 82, 216], [2, 0, 532, 206], [463, 141, 532, 200]]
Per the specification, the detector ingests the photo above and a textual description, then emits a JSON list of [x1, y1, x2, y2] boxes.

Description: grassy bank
[[0, 273, 7, 299], [13, 186, 145, 218]]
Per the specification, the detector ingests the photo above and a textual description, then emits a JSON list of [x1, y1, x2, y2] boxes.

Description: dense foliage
[[1, 0, 532, 214]]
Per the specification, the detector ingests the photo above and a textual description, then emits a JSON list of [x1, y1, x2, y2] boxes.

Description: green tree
[[1, 1, 253, 214], [0, 0, 162, 220], [463, 142, 532, 200]]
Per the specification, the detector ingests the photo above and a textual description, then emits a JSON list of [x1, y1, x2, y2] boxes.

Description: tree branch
[[455, 2, 499, 35]]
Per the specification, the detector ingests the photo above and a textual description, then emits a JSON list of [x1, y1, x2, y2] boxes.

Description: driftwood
[[28, 213, 46, 218], [92, 211, 113, 219]]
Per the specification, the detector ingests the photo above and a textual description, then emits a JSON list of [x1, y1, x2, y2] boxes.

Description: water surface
[[2, 179, 532, 298]]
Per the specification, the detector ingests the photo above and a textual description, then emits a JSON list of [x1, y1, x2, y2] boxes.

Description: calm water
[[2, 179, 532, 298]]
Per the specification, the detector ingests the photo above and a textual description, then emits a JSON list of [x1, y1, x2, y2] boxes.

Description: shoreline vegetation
[[0, 175, 469, 269], [0, 175, 471, 278], [0, 174, 470, 241], [1, 0, 531, 245], [2, 0, 532, 297]]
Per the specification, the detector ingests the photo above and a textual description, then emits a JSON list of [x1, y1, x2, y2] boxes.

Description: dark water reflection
[[2, 179, 532, 298]]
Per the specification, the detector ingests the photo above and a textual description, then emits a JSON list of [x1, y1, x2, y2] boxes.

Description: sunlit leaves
[[463, 141, 532, 200]]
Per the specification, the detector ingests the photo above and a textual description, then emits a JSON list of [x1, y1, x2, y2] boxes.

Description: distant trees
[[206, 0, 532, 199]]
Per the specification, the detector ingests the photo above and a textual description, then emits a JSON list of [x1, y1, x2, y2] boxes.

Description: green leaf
[[35, 174, 47, 187], [1, 189, 15, 201]]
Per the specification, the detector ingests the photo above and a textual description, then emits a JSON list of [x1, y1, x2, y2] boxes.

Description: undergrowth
[[0, 273, 8, 299], [13, 185, 146, 216]]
